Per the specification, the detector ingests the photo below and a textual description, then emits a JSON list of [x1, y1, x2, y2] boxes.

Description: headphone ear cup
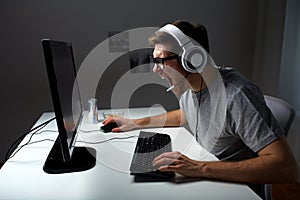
[[181, 45, 207, 73]]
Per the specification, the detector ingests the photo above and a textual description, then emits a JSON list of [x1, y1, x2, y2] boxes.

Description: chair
[[263, 95, 296, 200], [264, 95, 295, 137]]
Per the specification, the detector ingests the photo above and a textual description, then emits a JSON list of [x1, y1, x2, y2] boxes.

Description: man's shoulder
[[219, 66, 260, 96], [218, 66, 264, 106]]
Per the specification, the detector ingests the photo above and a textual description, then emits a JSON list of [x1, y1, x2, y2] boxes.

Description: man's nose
[[153, 64, 160, 73]]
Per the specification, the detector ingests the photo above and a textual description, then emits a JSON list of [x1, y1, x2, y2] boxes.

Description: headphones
[[159, 24, 208, 73]]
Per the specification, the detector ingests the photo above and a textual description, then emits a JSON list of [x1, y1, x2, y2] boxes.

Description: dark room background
[[1, 0, 299, 170]]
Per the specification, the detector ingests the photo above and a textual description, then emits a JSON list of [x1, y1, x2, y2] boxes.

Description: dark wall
[[0, 0, 262, 163]]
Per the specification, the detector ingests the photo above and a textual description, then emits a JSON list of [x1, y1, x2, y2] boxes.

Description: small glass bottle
[[87, 98, 98, 124]]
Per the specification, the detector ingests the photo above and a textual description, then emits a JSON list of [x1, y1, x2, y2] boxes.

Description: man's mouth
[[161, 75, 173, 87]]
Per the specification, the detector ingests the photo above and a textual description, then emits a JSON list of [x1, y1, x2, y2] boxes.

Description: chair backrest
[[263, 95, 295, 200], [264, 95, 295, 137]]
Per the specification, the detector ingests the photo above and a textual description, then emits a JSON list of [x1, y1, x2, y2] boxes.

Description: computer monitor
[[42, 39, 96, 174]]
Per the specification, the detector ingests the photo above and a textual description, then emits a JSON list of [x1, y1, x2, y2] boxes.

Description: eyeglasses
[[149, 55, 178, 70]]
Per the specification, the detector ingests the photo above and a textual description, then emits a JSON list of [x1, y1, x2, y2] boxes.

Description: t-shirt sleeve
[[227, 85, 284, 153], [179, 90, 189, 116]]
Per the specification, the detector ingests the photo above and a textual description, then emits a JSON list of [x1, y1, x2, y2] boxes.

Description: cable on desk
[[76, 135, 138, 145], [7, 135, 137, 163], [4, 117, 56, 162], [79, 129, 101, 133], [9, 136, 137, 160], [35, 130, 59, 135], [4, 117, 137, 162], [8, 139, 56, 160]]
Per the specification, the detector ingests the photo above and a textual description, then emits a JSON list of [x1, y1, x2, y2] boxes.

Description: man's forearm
[[201, 155, 297, 183], [200, 136, 298, 183], [133, 109, 186, 128]]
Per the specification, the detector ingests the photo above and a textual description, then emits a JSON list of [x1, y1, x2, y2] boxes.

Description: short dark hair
[[149, 20, 210, 54]]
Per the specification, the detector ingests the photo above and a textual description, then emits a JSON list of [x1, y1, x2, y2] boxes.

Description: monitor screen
[[42, 39, 96, 174]]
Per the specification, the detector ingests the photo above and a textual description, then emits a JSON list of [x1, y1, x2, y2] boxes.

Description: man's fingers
[[153, 157, 176, 167], [152, 151, 182, 164], [153, 156, 185, 168], [102, 117, 114, 125], [158, 164, 185, 172], [112, 127, 122, 132]]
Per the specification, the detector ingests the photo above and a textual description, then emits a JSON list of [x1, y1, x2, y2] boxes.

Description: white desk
[[0, 107, 261, 200]]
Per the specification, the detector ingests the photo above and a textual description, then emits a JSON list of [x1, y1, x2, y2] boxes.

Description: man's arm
[[102, 109, 187, 132], [153, 135, 299, 183], [134, 109, 187, 127]]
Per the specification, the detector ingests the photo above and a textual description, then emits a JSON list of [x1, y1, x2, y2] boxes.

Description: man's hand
[[152, 151, 205, 177], [102, 116, 138, 132]]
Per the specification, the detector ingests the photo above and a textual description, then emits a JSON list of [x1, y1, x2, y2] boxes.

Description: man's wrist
[[198, 161, 210, 178]]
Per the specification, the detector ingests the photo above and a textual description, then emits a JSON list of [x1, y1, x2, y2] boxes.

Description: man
[[103, 20, 298, 198]]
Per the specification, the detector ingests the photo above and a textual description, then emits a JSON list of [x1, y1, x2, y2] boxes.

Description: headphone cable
[[195, 77, 204, 142]]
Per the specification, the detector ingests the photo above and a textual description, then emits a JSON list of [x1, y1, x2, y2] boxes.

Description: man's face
[[152, 43, 190, 96]]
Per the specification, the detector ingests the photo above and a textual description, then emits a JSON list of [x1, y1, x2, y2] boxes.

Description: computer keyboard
[[129, 131, 175, 180]]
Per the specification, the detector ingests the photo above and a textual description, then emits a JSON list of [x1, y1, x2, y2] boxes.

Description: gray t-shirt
[[179, 66, 283, 161]]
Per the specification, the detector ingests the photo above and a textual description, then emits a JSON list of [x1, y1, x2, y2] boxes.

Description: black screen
[[51, 42, 82, 152]]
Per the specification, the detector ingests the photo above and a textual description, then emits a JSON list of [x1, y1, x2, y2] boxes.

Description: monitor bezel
[[42, 39, 82, 162]]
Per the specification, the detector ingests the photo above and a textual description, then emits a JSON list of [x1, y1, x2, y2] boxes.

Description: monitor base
[[43, 145, 96, 174]]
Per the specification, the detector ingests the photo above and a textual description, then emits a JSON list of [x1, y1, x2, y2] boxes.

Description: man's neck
[[189, 65, 219, 92], [189, 73, 207, 92]]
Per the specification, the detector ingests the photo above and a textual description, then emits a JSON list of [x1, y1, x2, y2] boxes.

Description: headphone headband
[[159, 24, 191, 48]]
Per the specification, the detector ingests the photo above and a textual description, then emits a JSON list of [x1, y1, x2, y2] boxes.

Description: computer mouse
[[101, 122, 119, 133]]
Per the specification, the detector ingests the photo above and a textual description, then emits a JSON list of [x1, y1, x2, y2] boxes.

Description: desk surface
[[0, 107, 261, 200]]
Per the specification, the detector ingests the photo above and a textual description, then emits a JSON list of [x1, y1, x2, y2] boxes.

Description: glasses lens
[[150, 55, 178, 70], [150, 56, 164, 70]]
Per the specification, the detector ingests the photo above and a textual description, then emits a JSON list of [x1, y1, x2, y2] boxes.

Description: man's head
[[149, 20, 210, 55], [148, 20, 210, 96]]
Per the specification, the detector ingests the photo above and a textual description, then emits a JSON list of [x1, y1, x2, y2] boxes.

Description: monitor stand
[[43, 139, 96, 174]]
